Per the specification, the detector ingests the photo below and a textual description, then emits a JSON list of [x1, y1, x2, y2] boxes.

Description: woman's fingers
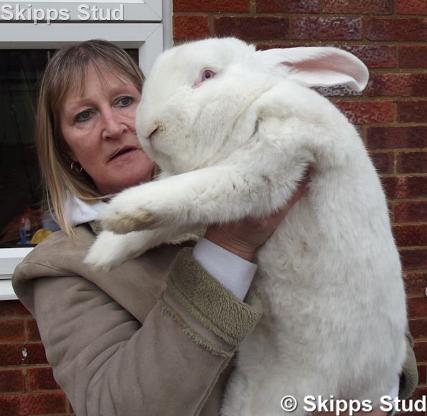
[[205, 168, 312, 260]]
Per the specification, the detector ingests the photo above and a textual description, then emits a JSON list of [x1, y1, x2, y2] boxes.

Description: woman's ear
[[256, 46, 369, 92]]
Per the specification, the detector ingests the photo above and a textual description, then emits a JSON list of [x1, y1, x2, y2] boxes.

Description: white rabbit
[[85, 37, 407, 415]]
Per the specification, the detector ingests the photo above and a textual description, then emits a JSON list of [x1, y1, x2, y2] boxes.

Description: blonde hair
[[36, 39, 144, 236]]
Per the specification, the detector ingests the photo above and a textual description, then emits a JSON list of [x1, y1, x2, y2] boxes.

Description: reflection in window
[[0, 50, 49, 248], [0, 48, 139, 248]]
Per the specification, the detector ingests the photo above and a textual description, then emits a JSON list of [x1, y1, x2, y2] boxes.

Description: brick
[[290, 16, 362, 40], [173, 16, 210, 42], [21, 343, 48, 365], [408, 298, 427, 318], [0, 369, 25, 393], [20, 392, 67, 415], [395, 202, 427, 223], [396, 0, 427, 15], [398, 101, 427, 123], [399, 248, 427, 270], [381, 176, 427, 199], [316, 84, 362, 98], [0, 395, 20, 416], [366, 73, 427, 97], [393, 225, 427, 247], [323, 0, 392, 15], [411, 386, 427, 401], [410, 320, 427, 339], [256, 42, 294, 50], [366, 18, 427, 41], [414, 341, 427, 362], [335, 101, 395, 124], [215, 17, 289, 41], [341, 45, 397, 69], [399, 46, 427, 69], [404, 271, 427, 297], [367, 127, 427, 150], [26, 319, 41, 341], [397, 152, 427, 174], [0, 344, 24, 366], [174, 0, 249, 13], [417, 365, 427, 384], [0, 392, 67, 416], [0, 343, 48, 366], [369, 152, 394, 174], [22, 392, 67, 415], [28, 367, 59, 391], [0, 301, 30, 317], [0, 320, 25, 342], [256, 0, 321, 13]]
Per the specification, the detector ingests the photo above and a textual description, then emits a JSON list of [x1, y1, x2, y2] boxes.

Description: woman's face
[[59, 64, 154, 195]]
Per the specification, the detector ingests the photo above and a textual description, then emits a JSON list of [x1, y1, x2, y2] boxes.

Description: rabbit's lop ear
[[257, 47, 369, 92]]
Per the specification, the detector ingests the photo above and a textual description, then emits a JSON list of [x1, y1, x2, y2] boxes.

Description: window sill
[[0, 247, 33, 301], [0, 280, 17, 300]]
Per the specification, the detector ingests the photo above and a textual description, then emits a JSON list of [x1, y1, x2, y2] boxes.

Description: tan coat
[[12, 223, 418, 416]]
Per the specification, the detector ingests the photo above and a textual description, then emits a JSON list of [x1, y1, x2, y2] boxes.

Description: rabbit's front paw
[[101, 206, 158, 234], [99, 187, 165, 234], [84, 231, 148, 271]]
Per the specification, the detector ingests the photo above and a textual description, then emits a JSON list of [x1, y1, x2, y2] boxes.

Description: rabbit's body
[[218, 82, 406, 415], [85, 38, 407, 415]]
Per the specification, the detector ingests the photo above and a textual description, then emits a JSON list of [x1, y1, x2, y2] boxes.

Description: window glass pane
[[0, 48, 139, 248]]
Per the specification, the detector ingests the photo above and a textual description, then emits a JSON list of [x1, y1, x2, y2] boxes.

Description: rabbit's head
[[136, 37, 368, 174]]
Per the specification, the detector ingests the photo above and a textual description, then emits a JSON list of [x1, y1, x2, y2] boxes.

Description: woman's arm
[[23, 248, 261, 416]]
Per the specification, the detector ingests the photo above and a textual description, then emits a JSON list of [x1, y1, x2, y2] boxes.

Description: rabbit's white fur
[[85, 38, 407, 415]]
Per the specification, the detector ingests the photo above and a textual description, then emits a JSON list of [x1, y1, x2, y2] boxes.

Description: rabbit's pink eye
[[192, 69, 217, 88], [201, 69, 216, 81]]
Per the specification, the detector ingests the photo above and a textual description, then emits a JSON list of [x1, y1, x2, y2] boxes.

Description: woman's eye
[[74, 109, 93, 123], [201, 69, 216, 82], [115, 96, 134, 107]]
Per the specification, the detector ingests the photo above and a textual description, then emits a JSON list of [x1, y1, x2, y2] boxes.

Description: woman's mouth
[[108, 146, 141, 162]]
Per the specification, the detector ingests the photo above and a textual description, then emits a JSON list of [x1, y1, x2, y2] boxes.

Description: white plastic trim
[[0, 248, 34, 280], [0, 22, 164, 76], [4, 0, 154, 3], [145, 0, 162, 17], [162, 0, 173, 49], [0, 0, 162, 19], [139, 23, 163, 76], [0, 248, 34, 300], [0, 280, 19, 300]]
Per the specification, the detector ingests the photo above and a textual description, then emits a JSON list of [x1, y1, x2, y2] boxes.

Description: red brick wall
[[0, 301, 71, 415], [1, 1, 426, 414]]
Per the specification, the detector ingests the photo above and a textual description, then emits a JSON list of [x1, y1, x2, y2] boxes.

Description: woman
[[12, 40, 417, 416]]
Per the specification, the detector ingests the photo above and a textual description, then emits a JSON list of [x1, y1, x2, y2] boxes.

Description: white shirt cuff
[[192, 238, 257, 300]]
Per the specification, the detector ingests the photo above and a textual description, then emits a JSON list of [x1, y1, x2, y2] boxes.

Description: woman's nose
[[101, 109, 127, 140]]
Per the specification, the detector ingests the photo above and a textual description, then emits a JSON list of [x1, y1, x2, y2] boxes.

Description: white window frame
[[0, 0, 171, 299], [0, 22, 164, 75], [0, 0, 164, 22]]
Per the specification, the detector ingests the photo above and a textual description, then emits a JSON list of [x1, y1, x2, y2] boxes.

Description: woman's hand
[[205, 172, 311, 261]]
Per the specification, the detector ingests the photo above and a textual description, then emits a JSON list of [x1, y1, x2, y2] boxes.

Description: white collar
[[64, 194, 107, 226]]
